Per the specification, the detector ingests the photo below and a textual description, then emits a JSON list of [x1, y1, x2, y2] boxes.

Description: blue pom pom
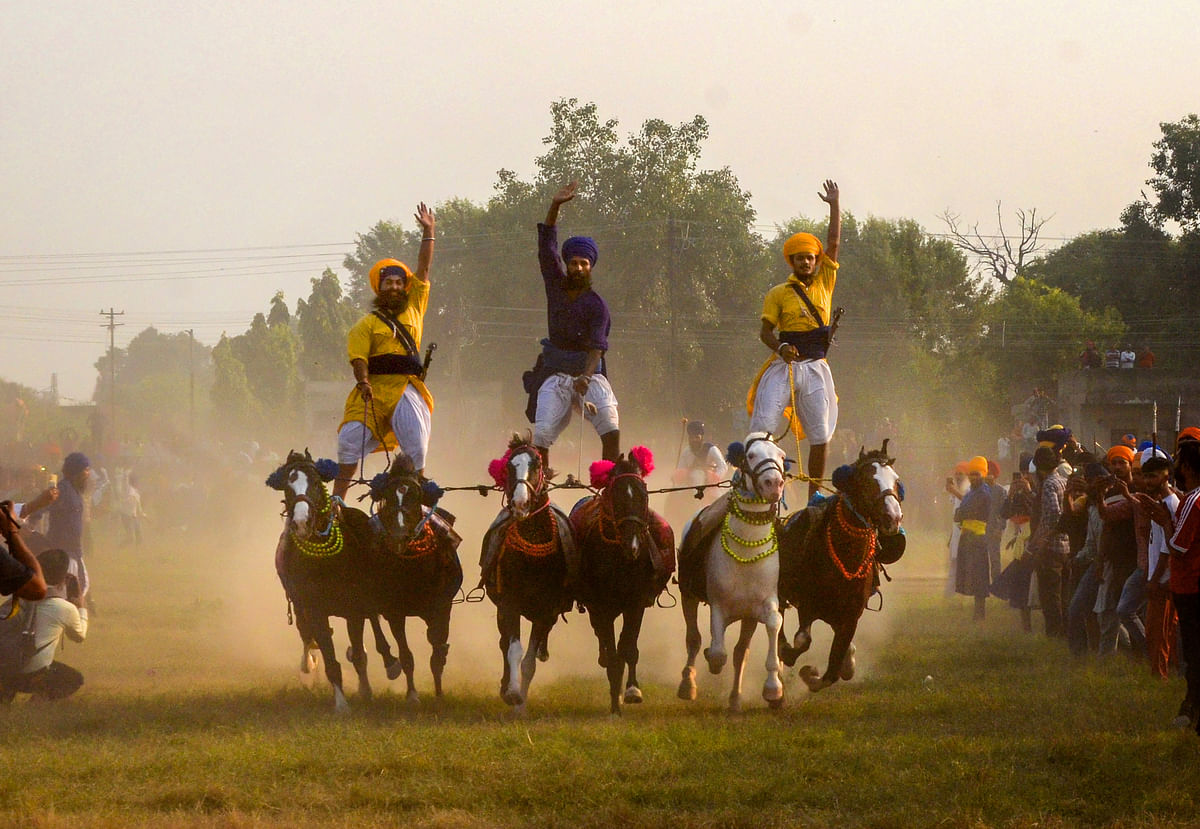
[[368, 472, 390, 501], [783, 457, 795, 472], [896, 481, 906, 502], [265, 468, 287, 490], [422, 480, 445, 502], [831, 464, 855, 492], [726, 442, 746, 467], [314, 459, 339, 483]]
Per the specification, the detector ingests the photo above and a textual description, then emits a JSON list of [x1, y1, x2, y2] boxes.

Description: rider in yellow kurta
[[332, 203, 436, 503]]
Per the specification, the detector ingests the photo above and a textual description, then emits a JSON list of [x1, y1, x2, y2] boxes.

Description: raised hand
[[415, 202, 435, 236], [818, 179, 839, 205], [552, 181, 579, 206]]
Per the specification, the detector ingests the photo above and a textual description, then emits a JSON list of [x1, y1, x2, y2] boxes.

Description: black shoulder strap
[[788, 282, 825, 328], [372, 310, 420, 357]]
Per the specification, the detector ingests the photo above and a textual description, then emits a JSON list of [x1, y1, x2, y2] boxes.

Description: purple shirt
[[537, 223, 610, 353]]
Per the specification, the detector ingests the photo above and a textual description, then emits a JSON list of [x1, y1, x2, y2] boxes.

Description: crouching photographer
[[0, 548, 87, 702], [0, 499, 46, 601]]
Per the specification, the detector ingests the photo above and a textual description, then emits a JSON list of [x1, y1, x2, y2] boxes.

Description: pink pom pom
[[589, 460, 616, 489], [488, 450, 512, 488], [629, 445, 655, 477]]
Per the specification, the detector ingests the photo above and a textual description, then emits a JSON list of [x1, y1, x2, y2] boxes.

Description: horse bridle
[[604, 471, 650, 535], [378, 472, 422, 541], [739, 435, 785, 499], [283, 461, 334, 537], [848, 460, 901, 530], [505, 448, 549, 518]]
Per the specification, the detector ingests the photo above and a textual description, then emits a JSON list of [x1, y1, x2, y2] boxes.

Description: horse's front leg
[[705, 602, 729, 675], [801, 619, 860, 692], [346, 616, 372, 702], [369, 615, 401, 680], [618, 605, 646, 706], [762, 597, 784, 707], [728, 618, 757, 713], [678, 592, 702, 700], [313, 618, 348, 714], [425, 605, 452, 699], [780, 613, 815, 668], [588, 608, 620, 715], [384, 614, 418, 703], [497, 603, 524, 707], [520, 616, 555, 711]]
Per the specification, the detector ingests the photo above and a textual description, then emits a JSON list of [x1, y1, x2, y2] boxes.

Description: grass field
[[2, 504, 1199, 828]]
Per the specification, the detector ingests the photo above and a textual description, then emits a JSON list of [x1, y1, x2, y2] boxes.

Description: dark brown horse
[[570, 448, 674, 714], [480, 436, 574, 713], [268, 450, 376, 713], [353, 454, 463, 703], [777, 441, 904, 692]]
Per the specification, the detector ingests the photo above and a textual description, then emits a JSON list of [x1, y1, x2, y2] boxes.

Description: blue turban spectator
[[561, 236, 598, 266], [62, 452, 90, 480]]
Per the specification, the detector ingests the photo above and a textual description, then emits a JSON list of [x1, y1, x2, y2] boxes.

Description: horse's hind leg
[[728, 618, 757, 713], [314, 620, 349, 713], [677, 593, 702, 700], [386, 616, 419, 703], [520, 617, 554, 710], [618, 606, 646, 706], [346, 616, 372, 702], [369, 615, 401, 680], [779, 616, 814, 668], [762, 599, 784, 707], [589, 609, 620, 714], [801, 621, 859, 692], [705, 602, 730, 675], [498, 604, 524, 707], [426, 605, 452, 698]]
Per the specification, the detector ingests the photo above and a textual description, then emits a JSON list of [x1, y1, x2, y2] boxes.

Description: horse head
[[728, 432, 786, 503], [598, 447, 653, 559], [267, 449, 338, 539], [491, 436, 548, 520], [369, 453, 424, 547], [844, 439, 903, 535]]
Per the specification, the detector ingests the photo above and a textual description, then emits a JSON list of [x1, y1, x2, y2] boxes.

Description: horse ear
[[265, 467, 287, 490], [858, 445, 866, 460], [304, 448, 313, 462], [314, 459, 339, 483], [880, 438, 890, 457]]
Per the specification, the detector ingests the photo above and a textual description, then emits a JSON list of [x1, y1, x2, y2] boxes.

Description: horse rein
[[739, 435, 786, 500]]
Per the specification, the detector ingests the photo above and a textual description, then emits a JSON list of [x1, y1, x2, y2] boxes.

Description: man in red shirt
[[1167, 439, 1200, 731]]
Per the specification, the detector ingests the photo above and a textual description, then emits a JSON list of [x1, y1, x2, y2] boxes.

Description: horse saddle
[[676, 492, 732, 604]]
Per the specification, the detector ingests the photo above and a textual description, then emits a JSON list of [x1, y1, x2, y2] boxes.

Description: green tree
[[1146, 113, 1200, 234], [295, 269, 358, 380]]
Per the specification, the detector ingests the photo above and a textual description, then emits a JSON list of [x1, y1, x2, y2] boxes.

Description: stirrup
[[464, 584, 486, 603]]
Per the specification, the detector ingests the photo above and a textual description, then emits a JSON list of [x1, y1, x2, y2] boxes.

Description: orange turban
[[368, 258, 413, 295], [1179, 426, 1200, 444], [1106, 445, 1135, 466], [953, 461, 970, 475], [782, 232, 823, 264], [966, 456, 988, 476]]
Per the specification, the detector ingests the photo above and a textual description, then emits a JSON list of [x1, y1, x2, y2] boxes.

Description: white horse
[[678, 433, 787, 711]]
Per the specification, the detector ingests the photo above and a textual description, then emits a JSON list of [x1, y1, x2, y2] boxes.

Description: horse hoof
[[767, 695, 785, 710], [385, 658, 403, 681], [727, 697, 742, 714], [301, 649, 318, 675], [623, 686, 644, 705], [502, 689, 524, 707], [537, 642, 549, 663], [779, 645, 799, 669], [839, 644, 857, 681], [406, 690, 420, 705], [704, 648, 726, 675]]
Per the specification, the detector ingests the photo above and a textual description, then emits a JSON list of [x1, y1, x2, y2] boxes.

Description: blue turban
[[62, 452, 90, 479], [561, 236, 598, 266]]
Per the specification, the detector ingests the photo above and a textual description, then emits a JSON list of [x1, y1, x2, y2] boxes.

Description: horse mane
[[503, 433, 555, 482], [387, 453, 417, 477]]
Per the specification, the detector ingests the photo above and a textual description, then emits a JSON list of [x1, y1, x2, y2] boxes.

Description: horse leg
[[618, 605, 646, 706], [370, 615, 401, 680], [678, 592, 702, 700], [346, 616, 372, 702], [498, 604, 524, 707], [589, 609, 620, 715], [762, 598, 785, 708], [780, 617, 815, 668], [704, 602, 729, 675], [294, 610, 320, 679], [388, 616, 419, 703], [426, 606, 452, 699], [801, 621, 859, 692], [314, 619, 349, 713], [728, 618, 757, 713], [520, 617, 553, 711]]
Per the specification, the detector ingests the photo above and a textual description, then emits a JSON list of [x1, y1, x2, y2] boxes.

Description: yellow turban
[[368, 258, 413, 295], [782, 232, 824, 264], [966, 456, 988, 476]]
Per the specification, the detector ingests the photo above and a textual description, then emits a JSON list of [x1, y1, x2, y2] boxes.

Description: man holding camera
[[0, 500, 46, 602]]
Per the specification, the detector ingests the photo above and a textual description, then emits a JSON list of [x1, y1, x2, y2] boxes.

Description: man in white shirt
[[0, 548, 87, 701]]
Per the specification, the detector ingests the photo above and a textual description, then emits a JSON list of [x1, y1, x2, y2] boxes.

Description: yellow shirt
[[760, 258, 839, 333], [339, 280, 433, 449]]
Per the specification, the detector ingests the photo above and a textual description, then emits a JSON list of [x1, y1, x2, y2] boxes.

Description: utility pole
[[100, 308, 124, 448], [187, 329, 196, 438]]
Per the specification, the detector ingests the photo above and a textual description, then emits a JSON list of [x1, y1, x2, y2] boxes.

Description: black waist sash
[[781, 282, 830, 360], [367, 353, 423, 376]]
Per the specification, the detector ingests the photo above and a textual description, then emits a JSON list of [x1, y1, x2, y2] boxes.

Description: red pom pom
[[629, 445, 655, 477], [589, 460, 616, 489], [488, 450, 512, 488]]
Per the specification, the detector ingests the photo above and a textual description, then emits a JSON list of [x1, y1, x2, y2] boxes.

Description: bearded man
[[747, 179, 840, 501], [522, 181, 619, 466], [332, 203, 436, 501]]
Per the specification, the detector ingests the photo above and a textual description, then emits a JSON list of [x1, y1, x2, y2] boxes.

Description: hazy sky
[[3, 0, 1197, 401]]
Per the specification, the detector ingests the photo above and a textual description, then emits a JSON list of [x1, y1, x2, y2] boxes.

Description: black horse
[[361, 454, 463, 703], [268, 450, 376, 712], [570, 449, 674, 714], [480, 436, 574, 712], [776, 441, 905, 692]]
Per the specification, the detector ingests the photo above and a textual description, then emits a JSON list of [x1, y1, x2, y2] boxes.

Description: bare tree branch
[[939, 202, 1053, 285]]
